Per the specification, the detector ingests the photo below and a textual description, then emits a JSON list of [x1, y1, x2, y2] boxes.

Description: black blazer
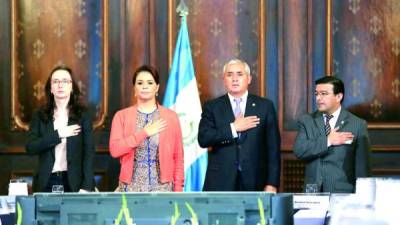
[[26, 110, 95, 192], [293, 108, 371, 193], [198, 94, 281, 191]]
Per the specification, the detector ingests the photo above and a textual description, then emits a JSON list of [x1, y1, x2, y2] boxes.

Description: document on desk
[[293, 194, 330, 210], [8, 182, 28, 196], [294, 209, 327, 225]]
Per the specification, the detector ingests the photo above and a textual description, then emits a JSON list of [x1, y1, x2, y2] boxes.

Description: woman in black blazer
[[26, 66, 95, 192]]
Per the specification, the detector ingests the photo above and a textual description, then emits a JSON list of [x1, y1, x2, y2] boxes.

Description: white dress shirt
[[52, 109, 69, 172], [228, 91, 248, 138], [325, 106, 341, 147]]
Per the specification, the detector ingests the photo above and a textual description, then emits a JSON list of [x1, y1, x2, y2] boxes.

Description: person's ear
[[336, 93, 343, 103]]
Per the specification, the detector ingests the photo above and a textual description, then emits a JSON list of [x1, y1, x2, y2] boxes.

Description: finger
[[245, 116, 259, 120], [249, 118, 260, 123], [339, 133, 353, 138], [159, 126, 167, 132], [158, 119, 166, 123], [332, 127, 340, 132], [73, 128, 81, 134]]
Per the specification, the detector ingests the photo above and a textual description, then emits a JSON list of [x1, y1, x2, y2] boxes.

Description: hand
[[58, 124, 81, 138], [328, 127, 354, 146], [264, 185, 277, 193], [233, 115, 260, 132], [144, 119, 167, 136]]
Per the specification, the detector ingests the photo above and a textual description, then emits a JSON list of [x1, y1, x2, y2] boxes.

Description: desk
[[0, 196, 15, 225], [17, 192, 293, 225]]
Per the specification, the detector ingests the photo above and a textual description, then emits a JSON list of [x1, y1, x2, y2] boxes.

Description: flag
[[163, 16, 207, 191]]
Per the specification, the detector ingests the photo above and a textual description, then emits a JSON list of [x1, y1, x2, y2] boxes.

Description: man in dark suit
[[198, 59, 281, 192], [294, 76, 371, 193]]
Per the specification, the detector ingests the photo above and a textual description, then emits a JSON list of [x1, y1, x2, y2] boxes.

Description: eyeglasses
[[51, 79, 72, 85], [314, 91, 334, 98]]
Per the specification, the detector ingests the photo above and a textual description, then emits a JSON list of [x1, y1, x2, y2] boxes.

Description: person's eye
[[137, 81, 143, 85]]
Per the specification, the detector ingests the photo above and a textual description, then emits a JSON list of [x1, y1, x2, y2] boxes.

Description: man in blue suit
[[294, 76, 371, 193], [198, 59, 281, 192]]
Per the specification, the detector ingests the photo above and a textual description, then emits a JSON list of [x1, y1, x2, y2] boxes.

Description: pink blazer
[[109, 105, 184, 191]]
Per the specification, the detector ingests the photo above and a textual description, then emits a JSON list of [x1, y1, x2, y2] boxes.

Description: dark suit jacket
[[26, 110, 95, 192], [293, 108, 371, 193], [198, 94, 281, 191]]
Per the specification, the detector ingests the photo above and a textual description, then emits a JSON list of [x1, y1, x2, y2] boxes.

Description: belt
[[52, 171, 67, 177]]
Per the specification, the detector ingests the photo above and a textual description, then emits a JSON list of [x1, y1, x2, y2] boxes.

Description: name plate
[[8, 182, 28, 196], [293, 194, 330, 210]]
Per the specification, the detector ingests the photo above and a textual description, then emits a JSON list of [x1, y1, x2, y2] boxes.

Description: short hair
[[132, 65, 160, 85], [315, 76, 345, 103], [223, 59, 251, 76]]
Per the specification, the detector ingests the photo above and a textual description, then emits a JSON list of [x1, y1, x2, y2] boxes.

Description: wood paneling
[[333, 0, 400, 128], [1, 0, 400, 194], [168, 0, 265, 102], [11, 0, 109, 131]]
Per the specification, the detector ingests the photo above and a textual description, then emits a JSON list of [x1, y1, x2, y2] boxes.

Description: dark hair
[[132, 65, 160, 85], [315, 76, 345, 103], [40, 66, 85, 122]]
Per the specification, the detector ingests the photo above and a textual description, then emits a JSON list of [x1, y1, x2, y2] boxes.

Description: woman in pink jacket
[[109, 65, 184, 192]]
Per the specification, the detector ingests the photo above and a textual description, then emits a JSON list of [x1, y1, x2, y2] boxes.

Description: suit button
[[238, 145, 242, 149]]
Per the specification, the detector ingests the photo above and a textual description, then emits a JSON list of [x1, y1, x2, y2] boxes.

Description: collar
[[323, 106, 341, 119], [227, 91, 249, 102]]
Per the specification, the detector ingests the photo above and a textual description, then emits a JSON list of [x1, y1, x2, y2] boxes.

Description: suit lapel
[[335, 108, 349, 130], [238, 94, 258, 142], [222, 94, 236, 122], [244, 94, 257, 117], [313, 111, 326, 136], [66, 116, 77, 160], [45, 119, 56, 159]]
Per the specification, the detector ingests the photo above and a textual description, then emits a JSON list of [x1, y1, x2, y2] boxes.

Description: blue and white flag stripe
[[163, 16, 207, 192]]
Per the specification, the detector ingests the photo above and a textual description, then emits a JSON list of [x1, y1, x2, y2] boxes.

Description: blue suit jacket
[[293, 108, 371, 193], [26, 111, 95, 192], [198, 94, 281, 191]]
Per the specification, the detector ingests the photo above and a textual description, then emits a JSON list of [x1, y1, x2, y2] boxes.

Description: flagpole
[[164, 0, 208, 191], [169, 0, 189, 69]]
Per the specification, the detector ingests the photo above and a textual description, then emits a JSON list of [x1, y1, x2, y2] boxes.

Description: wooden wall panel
[[280, 0, 327, 149], [333, 0, 400, 128], [169, 0, 263, 102], [1, 0, 400, 194], [282, 0, 309, 131], [120, 0, 169, 107], [11, 0, 108, 131]]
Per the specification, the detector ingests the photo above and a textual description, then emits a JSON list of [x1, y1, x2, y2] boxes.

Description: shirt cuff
[[230, 123, 238, 138], [327, 138, 332, 147]]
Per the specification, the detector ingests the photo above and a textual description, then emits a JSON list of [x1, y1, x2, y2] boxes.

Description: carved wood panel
[[333, 0, 400, 128], [11, 0, 109, 131], [168, 0, 265, 102]]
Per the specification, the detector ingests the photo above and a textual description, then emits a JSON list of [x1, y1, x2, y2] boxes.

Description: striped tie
[[325, 114, 333, 135]]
